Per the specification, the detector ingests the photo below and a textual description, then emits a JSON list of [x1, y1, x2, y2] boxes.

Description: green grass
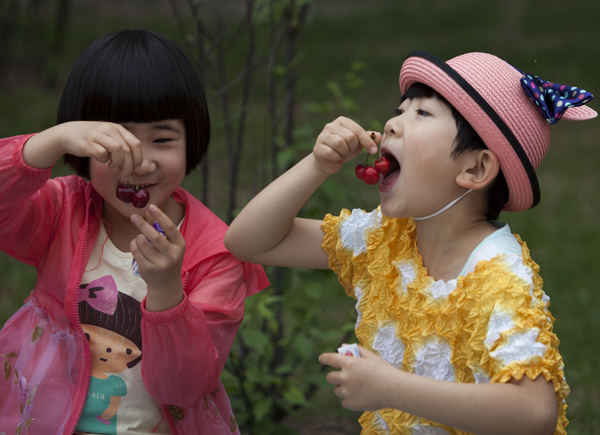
[[1, 0, 600, 432]]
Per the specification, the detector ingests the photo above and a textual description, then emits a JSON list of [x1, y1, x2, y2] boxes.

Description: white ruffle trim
[[372, 323, 405, 368], [354, 286, 363, 330], [340, 209, 382, 256], [489, 328, 547, 367], [373, 411, 391, 433], [473, 370, 491, 384], [430, 279, 457, 300], [395, 261, 416, 293], [484, 307, 515, 348], [504, 254, 538, 305], [412, 424, 452, 435], [414, 335, 455, 382]]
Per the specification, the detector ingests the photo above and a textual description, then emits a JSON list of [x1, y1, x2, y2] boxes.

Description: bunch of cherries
[[355, 132, 389, 185], [116, 175, 150, 208]]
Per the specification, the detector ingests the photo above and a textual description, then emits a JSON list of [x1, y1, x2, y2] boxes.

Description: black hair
[[400, 83, 509, 221], [58, 29, 210, 178], [79, 289, 143, 369]]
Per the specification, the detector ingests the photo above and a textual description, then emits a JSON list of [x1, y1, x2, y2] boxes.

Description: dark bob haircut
[[400, 83, 509, 221], [58, 29, 210, 178]]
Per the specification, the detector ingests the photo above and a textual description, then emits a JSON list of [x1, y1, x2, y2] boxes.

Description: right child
[[224, 51, 596, 434]]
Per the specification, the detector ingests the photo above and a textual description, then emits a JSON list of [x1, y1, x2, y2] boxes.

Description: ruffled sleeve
[[322, 208, 384, 299], [460, 235, 568, 434]]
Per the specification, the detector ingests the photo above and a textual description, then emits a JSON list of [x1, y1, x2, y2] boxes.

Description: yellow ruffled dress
[[321, 208, 568, 435]]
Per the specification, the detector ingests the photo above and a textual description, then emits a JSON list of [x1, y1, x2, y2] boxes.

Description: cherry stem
[[368, 132, 379, 163], [131, 173, 138, 190]]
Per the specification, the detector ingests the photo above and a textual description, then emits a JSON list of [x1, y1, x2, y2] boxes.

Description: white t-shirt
[[75, 222, 171, 435]]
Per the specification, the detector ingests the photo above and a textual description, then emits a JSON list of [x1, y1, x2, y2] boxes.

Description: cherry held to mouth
[[116, 184, 135, 203], [374, 157, 390, 174], [362, 166, 380, 185], [355, 132, 388, 185], [355, 164, 367, 180], [116, 182, 150, 208], [131, 189, 150, 208]]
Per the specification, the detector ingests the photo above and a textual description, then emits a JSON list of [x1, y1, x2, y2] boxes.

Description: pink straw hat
[[399, 51, 597, 212]]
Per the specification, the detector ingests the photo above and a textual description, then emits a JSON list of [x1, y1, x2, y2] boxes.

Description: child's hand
[[59, 121, 143, 176], [319, 344, 398, 411], [130, 204, 186, 312], [24, 121, 143, 174], [313, 117, 382, 175]]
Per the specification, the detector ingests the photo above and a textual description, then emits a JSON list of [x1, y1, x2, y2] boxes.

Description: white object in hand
[[337, 343, 360, 357]]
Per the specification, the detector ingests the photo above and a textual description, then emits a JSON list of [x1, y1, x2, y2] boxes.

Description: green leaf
[[302, 281, 323, 300], [240, 328, 271, 353], [292, 334, 314, 359], [282, 386, 309, 407], [326, 81, 343, 98], [253, 396, 273, 422]]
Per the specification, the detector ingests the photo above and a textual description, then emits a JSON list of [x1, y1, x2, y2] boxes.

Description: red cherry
[[131, 189, 150, 208], [374, 157, 390, 174], [362, 166, 380, 185], [116, 184, 135, 203], [355, 164, 367, 180]]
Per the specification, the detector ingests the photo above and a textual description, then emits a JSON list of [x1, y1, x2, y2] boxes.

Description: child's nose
[[384, 117, 403, 137], [133, 147, 157, 175]]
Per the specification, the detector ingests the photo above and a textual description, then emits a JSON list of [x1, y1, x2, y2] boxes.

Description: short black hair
[[58, 29, 210, 178], [400, 83, 509, 221]]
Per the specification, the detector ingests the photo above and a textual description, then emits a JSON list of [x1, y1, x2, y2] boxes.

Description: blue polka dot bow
[[519, 72, 594, 124]]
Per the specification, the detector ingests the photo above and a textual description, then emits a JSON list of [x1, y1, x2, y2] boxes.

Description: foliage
[[1, 1, 600, 433], [222, 60, 371, 433]]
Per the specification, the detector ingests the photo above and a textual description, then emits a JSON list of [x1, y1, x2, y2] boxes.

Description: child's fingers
[[334, 117, 379, 155], [369, 131, 383, 149], [146, 205, 185, 246], [87, 130, 133, 175], [130, 235, 154, 272], [318, 352, 345, 369], [115, 124, 144, 171], [86, 143, 111, 164], [326, 369, 343, 387]]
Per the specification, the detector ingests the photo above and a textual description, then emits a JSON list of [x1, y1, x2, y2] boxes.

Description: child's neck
[[415, 212, 497, 282]]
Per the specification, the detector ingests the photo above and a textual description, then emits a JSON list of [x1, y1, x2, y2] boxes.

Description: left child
[[0, 29, 268, 435]]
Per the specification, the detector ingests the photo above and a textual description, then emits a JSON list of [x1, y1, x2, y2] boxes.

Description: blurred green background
[[1, 0, 599, 433]]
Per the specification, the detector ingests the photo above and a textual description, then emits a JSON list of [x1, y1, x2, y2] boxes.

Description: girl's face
[[89, 119, 187, 223], [378, 97, 468, 219]]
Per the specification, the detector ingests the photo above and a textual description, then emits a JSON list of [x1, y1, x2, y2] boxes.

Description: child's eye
[[416, 109, 431, 116], [393, 108, 404, 116], [153, 138, 173, 144]]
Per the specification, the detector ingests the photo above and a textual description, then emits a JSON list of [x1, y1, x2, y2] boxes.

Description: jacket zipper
[[67, 200, 93, 434]]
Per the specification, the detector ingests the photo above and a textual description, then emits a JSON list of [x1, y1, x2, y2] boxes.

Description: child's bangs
[[78, 43, 192, 124]]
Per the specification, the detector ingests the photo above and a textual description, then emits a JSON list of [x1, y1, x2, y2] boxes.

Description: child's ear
[[455, 149, 499, 190]]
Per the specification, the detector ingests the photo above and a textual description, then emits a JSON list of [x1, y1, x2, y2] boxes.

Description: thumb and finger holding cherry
[[313, 117, 381, 174], [67, 122, 151, 208], [61, 121, 142, 173], [355, 131, 389, 186]]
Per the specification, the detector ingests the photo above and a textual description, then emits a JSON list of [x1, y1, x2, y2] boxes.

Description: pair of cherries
[[116, 176, 150, 208], [355, 132, 390, 185]]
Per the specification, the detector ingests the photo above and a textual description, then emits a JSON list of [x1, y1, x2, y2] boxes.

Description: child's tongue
[[380, 169, 399, 186]]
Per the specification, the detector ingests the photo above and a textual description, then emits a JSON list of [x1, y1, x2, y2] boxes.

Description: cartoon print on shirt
[[75, 276, 143, 434]]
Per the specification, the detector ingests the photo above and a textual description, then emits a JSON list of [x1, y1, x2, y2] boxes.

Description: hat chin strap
[[412, 189, 473, 221]]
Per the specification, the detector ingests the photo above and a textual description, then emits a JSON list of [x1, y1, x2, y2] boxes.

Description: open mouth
[[379, 151, 400, 186]]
